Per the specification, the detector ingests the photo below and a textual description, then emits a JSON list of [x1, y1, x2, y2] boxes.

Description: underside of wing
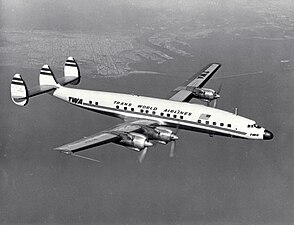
[[169, 63, 221, 102], [54, 120, 159, 153]]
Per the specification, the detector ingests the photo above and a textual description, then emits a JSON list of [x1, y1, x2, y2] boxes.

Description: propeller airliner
[[11, 57, 273, 162]]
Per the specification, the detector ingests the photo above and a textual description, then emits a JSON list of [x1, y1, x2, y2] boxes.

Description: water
[[1, 1, 294, 224]]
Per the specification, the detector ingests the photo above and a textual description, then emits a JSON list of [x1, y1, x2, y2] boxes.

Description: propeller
[[212, 83, 222, 108], [139, 147, 148, 163], [169, 125, 179, 158], [170, 141, 176, 157]]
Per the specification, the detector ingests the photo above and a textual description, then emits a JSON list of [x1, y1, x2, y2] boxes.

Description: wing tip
[[53, 147, 72, 155]]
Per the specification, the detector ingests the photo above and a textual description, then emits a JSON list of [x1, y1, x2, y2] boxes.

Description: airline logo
[[69, 96, 83, 104]]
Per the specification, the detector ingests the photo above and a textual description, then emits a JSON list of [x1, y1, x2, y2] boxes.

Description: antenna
[[234, 108, 238, 115], [64, 152, 101, 163]]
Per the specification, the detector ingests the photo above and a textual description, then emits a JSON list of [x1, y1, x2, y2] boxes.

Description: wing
[[169, 63, 221, 102], [54, 120, 159, 153]]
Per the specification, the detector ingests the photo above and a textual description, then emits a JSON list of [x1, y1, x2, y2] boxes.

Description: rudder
[[39, 65, 58, 86], [58, 57, 80, 86], [11, 74, 29, 106]]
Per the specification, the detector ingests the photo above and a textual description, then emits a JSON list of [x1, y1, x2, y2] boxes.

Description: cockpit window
[[248, 124, 261, 129]]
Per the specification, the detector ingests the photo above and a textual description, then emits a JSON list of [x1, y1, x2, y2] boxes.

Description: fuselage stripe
[[65, 63, 78, 67], [79, 102, 247, 136], [12, 81, 25, 86], [40, 72, 53, 75]]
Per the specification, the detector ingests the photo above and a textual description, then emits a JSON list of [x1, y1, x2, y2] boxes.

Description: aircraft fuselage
[[53, 86, 273, 140]]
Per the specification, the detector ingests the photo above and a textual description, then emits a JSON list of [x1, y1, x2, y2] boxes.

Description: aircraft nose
[[263, 129, 274, 140]]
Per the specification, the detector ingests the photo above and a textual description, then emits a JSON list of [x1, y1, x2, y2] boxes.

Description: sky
[[1, 1, 294, 225]]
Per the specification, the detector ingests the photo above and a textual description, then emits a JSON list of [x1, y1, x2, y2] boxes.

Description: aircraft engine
[[142, 127, 178, 144], [187, 87, 220, 102], [118, 132, 153, 151]]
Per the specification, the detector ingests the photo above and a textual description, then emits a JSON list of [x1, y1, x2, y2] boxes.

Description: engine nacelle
[[187, 87, 220, 102], [118, 132, 152, 151], [142, 127, 178, 144]]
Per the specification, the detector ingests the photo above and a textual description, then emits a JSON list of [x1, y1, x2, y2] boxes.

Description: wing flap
[[169, 89, 193, 102]]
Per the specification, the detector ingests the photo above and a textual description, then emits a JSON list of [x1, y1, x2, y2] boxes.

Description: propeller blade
[[139, 147, 148, 163], [213, 99, 218, 108], [212, 83, 222, 108], [217, 83, 222, 94], [170, 141, 176, 157], [175, 124, 180, 134], [169, 124, 179, 157]]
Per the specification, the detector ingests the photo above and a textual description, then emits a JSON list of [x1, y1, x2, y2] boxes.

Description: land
[[1, 0, 293, 77]]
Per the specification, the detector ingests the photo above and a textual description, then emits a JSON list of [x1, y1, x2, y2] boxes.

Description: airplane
[[10, 57, 274, 162]]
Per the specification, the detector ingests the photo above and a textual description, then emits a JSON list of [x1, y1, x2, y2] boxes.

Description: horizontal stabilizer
[[58, 57, 80, 86], [11, 74, 29, 106], [28, 85, 57, 97]]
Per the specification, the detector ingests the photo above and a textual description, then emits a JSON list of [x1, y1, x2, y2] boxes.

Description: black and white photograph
[[1, 0, 294, 224]]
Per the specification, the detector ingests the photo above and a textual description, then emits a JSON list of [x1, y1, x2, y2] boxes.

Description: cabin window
[[213, 122, 216, 125], [173, 115, 177, 119], [95, 102, 98, 105], [146, 110, 149, 114], [205, 121, 209, 125], [124, 107, 127, 110], [198, 120, 201, 123], [152, 111, 156, 115], [160, 112, 164, 116], [180, 116, 183, 120], [140, 109, 144, 113], [227, 124, 231, 128], [220, 123, 224, 126], [254, 124, 261, 129], [116, 105, 119, 109], [131, 108, 134, 111], [167, 113, 170, 117], [89, 101, 92, 104]]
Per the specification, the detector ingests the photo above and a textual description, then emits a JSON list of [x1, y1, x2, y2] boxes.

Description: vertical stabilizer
[[61, 57, 80, 85], [11, 74, 29, 106], [39, 65, 58, 86]]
